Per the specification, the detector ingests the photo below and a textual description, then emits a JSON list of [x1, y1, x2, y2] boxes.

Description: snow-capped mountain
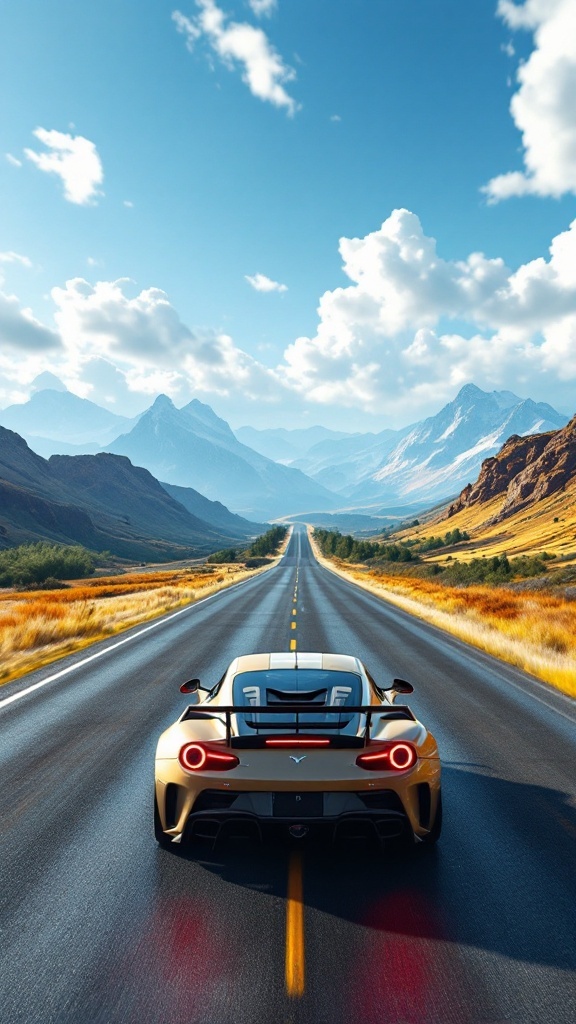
[[106, 395, 337, 520], [349, 384, 568, 503]]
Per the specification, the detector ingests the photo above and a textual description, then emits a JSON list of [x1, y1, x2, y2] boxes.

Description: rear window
[[231, 669, 363, 736]]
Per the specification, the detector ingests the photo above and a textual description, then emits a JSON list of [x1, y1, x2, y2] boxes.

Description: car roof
[[230, 652, 364, 674]]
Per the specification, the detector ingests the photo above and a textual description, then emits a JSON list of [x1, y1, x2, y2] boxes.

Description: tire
[[154, 793, 174, 850], [420, 791, 442, 846]]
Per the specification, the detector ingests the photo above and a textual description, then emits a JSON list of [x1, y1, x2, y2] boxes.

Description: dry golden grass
[[0, 563, 268, 686], [309, 528, 576, 698]]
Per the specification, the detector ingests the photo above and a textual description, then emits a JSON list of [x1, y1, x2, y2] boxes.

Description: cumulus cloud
[[245, 271, 287, 293], [51, 276, 281, 403], [278, 209, 576, 419], [0, 247, 58, 352], [0, 292, 61, 352], [172, 2, 298, 114], [249, 0, 277, 16], [7, 207, 576, 428], [484, 0, 576, 201], [24, 128, 104, 205]]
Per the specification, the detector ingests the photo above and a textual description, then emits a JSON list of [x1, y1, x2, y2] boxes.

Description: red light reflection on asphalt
[[116, 895, 237, 1023], [350, 889, 473, 1024]]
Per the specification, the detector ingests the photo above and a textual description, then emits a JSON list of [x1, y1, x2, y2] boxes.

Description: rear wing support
[[181, 704, 416, 747]]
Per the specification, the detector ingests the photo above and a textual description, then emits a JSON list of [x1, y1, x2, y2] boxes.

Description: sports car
[[154, 651, 441, 851]]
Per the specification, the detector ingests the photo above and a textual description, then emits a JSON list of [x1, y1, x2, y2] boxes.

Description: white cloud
[[123, 199, 134, 208], [50, 276, 281, 403], [0, 292, 60, 352], [0, 251, 32, 269], [172, 2, 299, 115], [249, 0, 277, 16], [245, 271, 288, 293], [5, 153, 22, 168], [330, 114, 342, 122], [6, 207, 576, 428], [484, 0, 576, 200], [278, 209, 576, 419], [24, 128, 104, 205]]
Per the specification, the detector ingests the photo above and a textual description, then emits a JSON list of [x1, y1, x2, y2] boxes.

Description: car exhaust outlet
[[289, 824, 309, 839]]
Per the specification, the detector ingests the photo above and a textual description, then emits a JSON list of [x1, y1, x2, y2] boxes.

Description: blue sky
[[1, 0, 576, 430]]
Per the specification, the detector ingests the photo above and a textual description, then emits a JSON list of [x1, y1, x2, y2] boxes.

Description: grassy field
[[309, 530, 576, 699], [0, 563, 267, 686]]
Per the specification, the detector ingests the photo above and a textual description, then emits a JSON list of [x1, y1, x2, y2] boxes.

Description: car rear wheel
[[154, 793, 174, 850]]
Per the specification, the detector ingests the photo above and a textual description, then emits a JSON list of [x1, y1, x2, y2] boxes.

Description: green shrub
[[248, 525, 288, 558], [207, 548, 238, 563], [0, 542, 95, 586]]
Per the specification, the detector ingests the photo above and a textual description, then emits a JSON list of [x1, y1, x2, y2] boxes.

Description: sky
[[1, 0, 576, 431]]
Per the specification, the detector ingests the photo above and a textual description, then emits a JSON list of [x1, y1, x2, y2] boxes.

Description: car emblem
[[290, 755, 307, 764]]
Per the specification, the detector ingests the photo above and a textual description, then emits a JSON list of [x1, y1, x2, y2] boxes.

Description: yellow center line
[[290, 638, 297, 651], [292, 608, 297, 615], [291, 621, 297, 630], [285, 851, 305, 998]]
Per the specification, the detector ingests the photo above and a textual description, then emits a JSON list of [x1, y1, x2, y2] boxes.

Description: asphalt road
[[1, 524, 575, 1024]]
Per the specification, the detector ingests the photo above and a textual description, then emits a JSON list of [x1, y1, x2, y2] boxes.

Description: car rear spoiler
[[181, 704, 416, 747]]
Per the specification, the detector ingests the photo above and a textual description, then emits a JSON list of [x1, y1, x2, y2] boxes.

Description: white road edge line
[[0, 573, 261, 712]]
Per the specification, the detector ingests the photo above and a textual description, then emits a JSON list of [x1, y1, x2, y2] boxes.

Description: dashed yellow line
[[291, 621, 297, 630], [290, 638, 297, 651], [292, 608, 297, 615], [285, 852, 305, 997]]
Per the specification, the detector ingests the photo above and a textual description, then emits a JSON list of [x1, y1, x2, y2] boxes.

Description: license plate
[[273, 793, 323, 817]]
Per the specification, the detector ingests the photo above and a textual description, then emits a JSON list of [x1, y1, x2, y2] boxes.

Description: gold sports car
[[154, 652, 442, 850]]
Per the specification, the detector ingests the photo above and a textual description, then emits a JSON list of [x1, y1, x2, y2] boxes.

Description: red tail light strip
[[265, 738, 331, 747]]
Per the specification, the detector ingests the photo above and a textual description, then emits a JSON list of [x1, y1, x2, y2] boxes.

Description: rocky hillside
[[0, 426, 260, 559], [448, 415, 576, 522]]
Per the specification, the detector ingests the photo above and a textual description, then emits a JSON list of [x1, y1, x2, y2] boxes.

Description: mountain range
[[243, 384, 567, 505], [0, 426, 261, 560], [105, 395, 337, 520], [0, 380, 569, 519]]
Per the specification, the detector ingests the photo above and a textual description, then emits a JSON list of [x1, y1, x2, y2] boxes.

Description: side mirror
[[180, 678, 201, 694], [392, 678, 414, 694]]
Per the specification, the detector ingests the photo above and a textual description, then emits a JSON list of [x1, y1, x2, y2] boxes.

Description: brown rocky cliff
[[498, 414, 576, 518], [447, 431, 554, 516]]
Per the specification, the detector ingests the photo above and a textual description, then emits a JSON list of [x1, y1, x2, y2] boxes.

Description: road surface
[[1, 524, 575, 1023]]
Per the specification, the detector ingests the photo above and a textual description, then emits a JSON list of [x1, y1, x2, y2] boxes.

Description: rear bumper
[[185, 806, 409, 844], [161, 787, 436, 845]]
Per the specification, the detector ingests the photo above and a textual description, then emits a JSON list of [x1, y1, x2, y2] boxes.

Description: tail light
[[356, 742, 417, 772], [179, 743, 239, 772], [265, 737, 331, 747]]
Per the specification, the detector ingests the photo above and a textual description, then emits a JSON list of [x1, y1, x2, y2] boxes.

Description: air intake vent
[[192, 790, 240, 813], [358, 790, 404, 812]]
